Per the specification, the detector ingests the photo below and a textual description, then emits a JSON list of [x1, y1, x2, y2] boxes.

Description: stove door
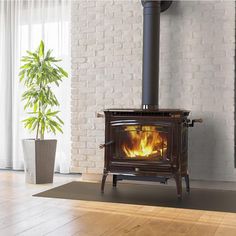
[[110, 120, 173, 163]]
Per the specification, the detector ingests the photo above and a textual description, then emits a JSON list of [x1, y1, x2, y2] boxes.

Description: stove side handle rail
[[185, 118, 203, 127], [97, 112, 105, 118]]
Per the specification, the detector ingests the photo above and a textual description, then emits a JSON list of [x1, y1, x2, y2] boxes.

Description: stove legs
[[174, 173, 182, 200], [101, 172, 108, 193], [185, 174, 190, 193], [101, 173, 118, 193], [113, 175, 117, 187], [174, 173, 190, 199], [102, 172, 189, 199]]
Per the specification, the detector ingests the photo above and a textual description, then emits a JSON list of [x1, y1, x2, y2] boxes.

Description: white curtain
[[0, 0, 71, 173]]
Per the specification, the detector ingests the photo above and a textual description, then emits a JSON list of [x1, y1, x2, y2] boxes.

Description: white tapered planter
[[22, 139, 57, 184]]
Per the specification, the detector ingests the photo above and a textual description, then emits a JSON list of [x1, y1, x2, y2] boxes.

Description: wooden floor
[[1, 171, 236, 236]]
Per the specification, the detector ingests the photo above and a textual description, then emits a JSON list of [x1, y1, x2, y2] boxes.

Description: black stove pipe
[[142, 0, 161, 110]]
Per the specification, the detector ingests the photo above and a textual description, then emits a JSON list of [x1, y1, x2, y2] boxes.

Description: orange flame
[[122, 126, 167, 158]]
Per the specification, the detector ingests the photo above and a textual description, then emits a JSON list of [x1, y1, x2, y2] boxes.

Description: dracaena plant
[[19, 40, 68, 140]]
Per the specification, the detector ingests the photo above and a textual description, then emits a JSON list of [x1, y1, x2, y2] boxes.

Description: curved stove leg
[[174, 173, 182, 200], [113, 175, 117, 187], [101, 172, 108, 193], [185, 174, 190, 193]]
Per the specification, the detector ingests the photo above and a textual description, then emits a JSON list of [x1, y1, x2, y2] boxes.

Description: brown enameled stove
[[99, 1, 202, 199]]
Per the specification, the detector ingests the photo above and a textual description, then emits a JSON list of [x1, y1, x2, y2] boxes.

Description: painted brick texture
[[71, 0, 235, 181]]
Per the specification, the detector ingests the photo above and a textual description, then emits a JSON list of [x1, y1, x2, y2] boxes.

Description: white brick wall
[[159, 1, 235, 181], [71, 0, 236, 181]]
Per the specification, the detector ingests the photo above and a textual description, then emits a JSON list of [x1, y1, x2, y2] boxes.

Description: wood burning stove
[[100, 109, 202, 199], [99, 1, 202, 199]]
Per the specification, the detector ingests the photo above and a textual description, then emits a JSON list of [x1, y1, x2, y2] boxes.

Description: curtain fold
[[0, 0, 71, 173]]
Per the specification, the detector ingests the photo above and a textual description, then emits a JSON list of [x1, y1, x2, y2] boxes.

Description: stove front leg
[[174, 173, 182, 200], [184, 174, 190, 193], [101, 171, 108, 193], [113, 174, 117, 187]]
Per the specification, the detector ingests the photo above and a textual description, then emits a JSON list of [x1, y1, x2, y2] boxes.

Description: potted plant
[[19, 40, 68, 184]]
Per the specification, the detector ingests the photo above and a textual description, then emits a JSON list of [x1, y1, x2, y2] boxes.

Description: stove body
[[101, 109, 194, 199]]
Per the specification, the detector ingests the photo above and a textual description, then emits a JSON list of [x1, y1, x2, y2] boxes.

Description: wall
[[71, 0, 235, 181]]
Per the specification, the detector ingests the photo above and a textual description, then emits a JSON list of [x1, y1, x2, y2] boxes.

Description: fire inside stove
[[121, 126, 168, 159]]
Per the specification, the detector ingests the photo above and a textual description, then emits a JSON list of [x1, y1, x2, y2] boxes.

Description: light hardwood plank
[[0, 170, 235, 236]]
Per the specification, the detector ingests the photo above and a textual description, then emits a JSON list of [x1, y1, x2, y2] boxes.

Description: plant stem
[[36, 122, 39, 140], [37, 80, 42, 140], [36, 98, 41, 140]]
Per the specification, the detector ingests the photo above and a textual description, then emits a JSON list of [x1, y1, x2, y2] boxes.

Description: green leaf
[[39, 40, 44, 58], [56, 115, 64, 125], [48, 122, 56, 134], [47, 111, 59, 116], [50, 58, 61, 62], [45, 49, 52, 60], [19, 74, 25, 82], [56, 66, 68, 78]]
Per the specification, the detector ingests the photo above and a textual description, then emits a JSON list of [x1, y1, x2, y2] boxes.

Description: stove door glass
[[114, 125, 169, 161]]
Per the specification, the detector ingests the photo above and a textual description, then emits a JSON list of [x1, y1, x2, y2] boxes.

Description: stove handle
[[187, 118, 203, 127], [99, 141, 114, 149], [97, 112, 104, 118]]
